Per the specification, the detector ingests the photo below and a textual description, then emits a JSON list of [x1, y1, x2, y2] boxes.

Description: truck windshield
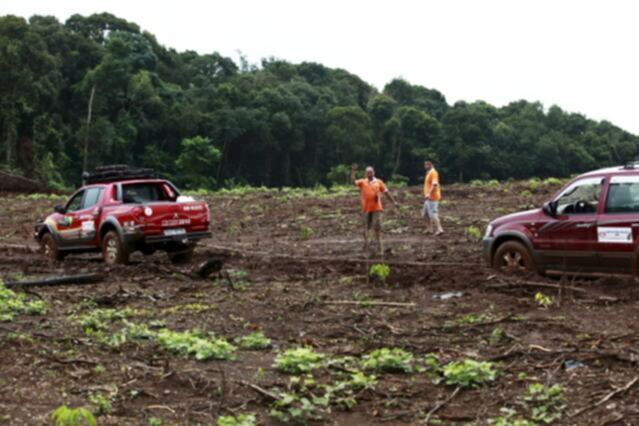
[[122, 183, 171, 203]]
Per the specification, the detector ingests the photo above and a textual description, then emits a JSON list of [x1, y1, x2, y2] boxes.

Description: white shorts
[[422, 200, 439, 219]]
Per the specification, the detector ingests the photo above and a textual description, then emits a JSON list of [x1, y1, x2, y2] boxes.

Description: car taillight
[[205, 204, 211, 223]]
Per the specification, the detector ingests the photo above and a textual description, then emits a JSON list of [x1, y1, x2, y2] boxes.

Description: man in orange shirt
[[423, 160, 444, 235], [351, 164, 398, 255]]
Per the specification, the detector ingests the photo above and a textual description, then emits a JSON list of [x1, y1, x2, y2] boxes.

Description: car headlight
[[484, 224, 493, 238]]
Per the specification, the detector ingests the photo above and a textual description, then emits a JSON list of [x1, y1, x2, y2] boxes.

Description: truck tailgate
[[141, 201, 209, 236]]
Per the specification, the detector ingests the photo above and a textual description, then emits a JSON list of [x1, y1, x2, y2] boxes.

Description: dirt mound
[[0, 170, 52, 193]]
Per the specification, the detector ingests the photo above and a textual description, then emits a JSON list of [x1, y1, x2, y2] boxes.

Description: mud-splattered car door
[[73, 186, 104, 246], [48, 189, 85, 245]]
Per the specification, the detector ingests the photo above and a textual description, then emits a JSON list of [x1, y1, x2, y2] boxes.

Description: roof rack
[[623, 160, 639, 170], [82, 165, 157, 184]]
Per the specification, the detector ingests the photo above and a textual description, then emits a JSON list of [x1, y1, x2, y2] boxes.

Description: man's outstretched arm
[[384, 190, 398, 206], [351, 164, 358, 186]]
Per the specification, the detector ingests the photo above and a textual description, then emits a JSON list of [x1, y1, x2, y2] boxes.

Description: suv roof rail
[[83, 165, 158, 184]]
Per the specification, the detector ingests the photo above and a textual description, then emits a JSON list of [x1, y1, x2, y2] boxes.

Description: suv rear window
[[605, 176, 639, 213], [122, 183, 170, 204]]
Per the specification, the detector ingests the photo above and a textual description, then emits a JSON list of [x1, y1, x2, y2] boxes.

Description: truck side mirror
[[54, 205, 66, 214]]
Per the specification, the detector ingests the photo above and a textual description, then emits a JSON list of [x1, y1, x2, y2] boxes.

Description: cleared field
[[1, 181, 638, 425]]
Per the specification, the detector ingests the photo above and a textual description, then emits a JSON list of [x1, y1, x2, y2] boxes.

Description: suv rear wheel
[[102, 230, 129, 265], [493, 240, 534, 273], [40, 233, 65, 262]]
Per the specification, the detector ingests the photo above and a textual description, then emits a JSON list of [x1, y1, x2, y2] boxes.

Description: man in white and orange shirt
[[423, 160, 444, 235], [351, 164, 398, 255]]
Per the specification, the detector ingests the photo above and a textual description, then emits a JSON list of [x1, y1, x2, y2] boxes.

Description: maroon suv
[[484, 163, 639, 275]]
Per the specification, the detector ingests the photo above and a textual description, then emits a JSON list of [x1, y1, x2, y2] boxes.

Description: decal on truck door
[[598, 227, 632, 243]]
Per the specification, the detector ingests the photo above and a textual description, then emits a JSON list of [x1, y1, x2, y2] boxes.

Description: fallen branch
[[488, 281, 588, 293], [424, 386, 461, 423], [146, 405, 176, 414], [570, 376, 639, 418], [322, 300, 416, 308], [4, 273, 104, 288], [238, 380, 278, 400], [487, 280, 618, 302]]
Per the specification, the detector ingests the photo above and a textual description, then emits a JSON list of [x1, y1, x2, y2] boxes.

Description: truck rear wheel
[[493, 240, 534, 273], [40, 233, 65, 262], [102, 230, 129, 265]]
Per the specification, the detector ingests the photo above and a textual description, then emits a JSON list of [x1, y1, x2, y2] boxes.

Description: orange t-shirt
[[424, 169, 442, 201], [356, 178, 387, 212]]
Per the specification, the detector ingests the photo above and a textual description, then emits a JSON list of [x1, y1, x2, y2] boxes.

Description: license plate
[[164, 228, 186, 236]]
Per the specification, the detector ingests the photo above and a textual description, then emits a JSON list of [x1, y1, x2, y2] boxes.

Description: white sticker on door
[[81, 221, 95, 232], [598, 227, 633, 244]]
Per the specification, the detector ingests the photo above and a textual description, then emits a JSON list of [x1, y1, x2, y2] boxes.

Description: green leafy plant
[[156, 329, 236, 361], [300, 225, 314, 240], [423, 353, 440, 371], [0, 283, 46, 322], [51, 406, 96, 426], [543, 177, 562, 186], [347, 371, 377, 390], [235, 331, 271, 350], [274, 347, 325, 374], [455, 313, 493, 325], [362, 348, 413, 373], [368, 264, 390, 282], [490, 383, 565, 425], [490, 327, 508, 345], [523, 383, 566, 423], [217, 413, 257, 426], [270, 392, 325, 424], [464, 226, 482, 240], [442, 359, 498, 388], [88, 392, 112, 415], [72, 307, 142, 333], [527, 178, 542, 192], [490, 408, 536, 426], [470, 179, 501, 189], [534, 292, 552, 308], [147, 418, 164, 426]]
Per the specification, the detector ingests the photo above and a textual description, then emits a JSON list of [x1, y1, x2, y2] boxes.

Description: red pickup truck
[[34, 174, 211, 265]]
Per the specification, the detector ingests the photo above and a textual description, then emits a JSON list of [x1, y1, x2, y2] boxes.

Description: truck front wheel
[[40, 233, 65, 262], [102, 230, 129, 265]]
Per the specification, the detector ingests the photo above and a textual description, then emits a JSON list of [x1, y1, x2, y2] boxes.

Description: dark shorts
[[363, 211, 382, 231]]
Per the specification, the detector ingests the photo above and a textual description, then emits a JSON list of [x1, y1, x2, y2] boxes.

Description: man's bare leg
[[363, 215, 369, 252], [432, 216, 444, 235], [374, 227, 384, 261], [425, 218, 433, 234]]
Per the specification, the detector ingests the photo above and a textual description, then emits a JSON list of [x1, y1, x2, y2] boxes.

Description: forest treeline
[[2, 13, 638, 190]]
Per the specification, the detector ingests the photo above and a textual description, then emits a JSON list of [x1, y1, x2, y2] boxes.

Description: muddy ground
[[1, 181, 639, 425]]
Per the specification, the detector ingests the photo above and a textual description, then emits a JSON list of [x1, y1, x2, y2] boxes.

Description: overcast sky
[[5, 0, 639, 133]]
